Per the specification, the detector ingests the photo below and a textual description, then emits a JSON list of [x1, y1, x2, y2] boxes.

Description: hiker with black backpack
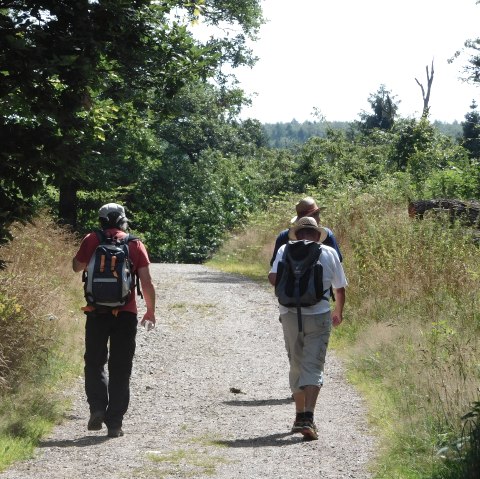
[[268, 216, 347, 441], [72, 203, 156, 438]]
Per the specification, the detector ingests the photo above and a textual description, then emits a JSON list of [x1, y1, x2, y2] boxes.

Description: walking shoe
[[301, 420, 318, 440], [291, 419, 305, 434], [107, 427, 124, 438], [87, 411, 105, 431]]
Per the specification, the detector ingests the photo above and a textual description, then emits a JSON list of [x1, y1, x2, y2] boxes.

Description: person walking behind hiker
[[268, 216, 347, 440], [270, 196, 342, 266], [72, 203, 156, 438]]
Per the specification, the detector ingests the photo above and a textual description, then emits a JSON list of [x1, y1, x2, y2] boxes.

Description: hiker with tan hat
[[269, 197, 342, 266], [268, 216, 347, 440]]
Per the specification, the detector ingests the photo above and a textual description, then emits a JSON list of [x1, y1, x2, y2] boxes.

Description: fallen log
[[408, 198, 480, 227]]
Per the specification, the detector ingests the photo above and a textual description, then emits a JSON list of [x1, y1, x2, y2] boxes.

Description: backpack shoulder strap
[[94, 229, 106, 243], [305, 242, 322, 269], [313, 245, 331, 302], [125, 234, 139, 243], [120, 233, 143, 299]]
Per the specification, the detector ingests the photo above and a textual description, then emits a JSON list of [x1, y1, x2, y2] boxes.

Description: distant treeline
[[263, 119, 463, 148]]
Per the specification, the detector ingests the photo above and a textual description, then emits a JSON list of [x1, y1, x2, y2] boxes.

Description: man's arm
[[332, 287, 345, 327], [72, 257, 86, 272], [72, 232, 95, 272], [270, 230, 288, 266], [269, 242, 285, 285], [137, 265, 156, 323]]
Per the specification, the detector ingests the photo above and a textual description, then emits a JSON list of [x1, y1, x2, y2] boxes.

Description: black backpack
[[274, 240, 329, 331], [82, 230, 141, 309]]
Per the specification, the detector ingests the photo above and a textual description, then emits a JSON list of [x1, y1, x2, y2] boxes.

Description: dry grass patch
[[0, 213, 85, 469], [146, 447, 229, 477]]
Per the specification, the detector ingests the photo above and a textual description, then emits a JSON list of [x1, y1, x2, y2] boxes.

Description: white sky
[[227, 0, 480, 123]]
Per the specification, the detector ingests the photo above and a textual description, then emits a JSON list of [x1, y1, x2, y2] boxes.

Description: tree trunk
[[59, 181, 79, 228], [415, 60, 434, 118], [408, 198, 480, 227]]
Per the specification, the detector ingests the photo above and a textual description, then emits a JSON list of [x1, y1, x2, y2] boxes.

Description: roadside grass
[[0, 214, 84, 471], [208, 194, 297, 282], [207, 186, 480, 479]]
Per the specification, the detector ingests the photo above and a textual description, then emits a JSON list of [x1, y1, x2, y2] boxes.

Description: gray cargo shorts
[[280, 310, 332, 393]]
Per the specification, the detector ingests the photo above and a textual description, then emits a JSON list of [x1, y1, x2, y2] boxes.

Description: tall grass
[[0, 214, 84, 470], [333, 190, 479, 477], [208, 193, 299, 281], [208, 185, 480, 478]]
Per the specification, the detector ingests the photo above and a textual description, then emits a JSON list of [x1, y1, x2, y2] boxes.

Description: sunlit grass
[[0, 437, 36, 469], [207, 257, 268, 282], [147, 447, 229, 477]]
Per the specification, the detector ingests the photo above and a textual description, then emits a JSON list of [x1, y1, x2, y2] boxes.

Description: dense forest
[[1, 1, 479, 265], [262, 119, 463, 148]]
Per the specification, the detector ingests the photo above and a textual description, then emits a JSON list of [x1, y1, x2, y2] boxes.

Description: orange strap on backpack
[[111, 256, 118, 277], [80, 306, 120, 316]]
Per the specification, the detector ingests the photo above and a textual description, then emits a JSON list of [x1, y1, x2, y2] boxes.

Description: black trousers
[[84, 310, 137, 429]]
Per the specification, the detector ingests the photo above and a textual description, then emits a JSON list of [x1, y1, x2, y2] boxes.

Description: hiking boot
[[301, 419, 318, 440], [87, 411, 105, 431], [291, 419, 305, 434], [107, 427, 124, 438]]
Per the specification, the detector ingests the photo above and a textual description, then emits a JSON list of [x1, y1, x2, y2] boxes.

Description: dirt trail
[[0, 264, 375, 479]]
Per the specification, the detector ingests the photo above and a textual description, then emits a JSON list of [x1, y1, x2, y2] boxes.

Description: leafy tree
[[237, 118, 269, 151], [130, 144, 273, 262], [357, 85, 399, 133], [153, 82, 265, 162], [424, 161, 478, 199], [295, 127, 389, 190], [460, 35, 480, 85], [388, 118, 433, 172], [69, 78, 271, 262], [0, 0, 263, 238], [389, 117, 471, 195], [462, 100, 480, 160]]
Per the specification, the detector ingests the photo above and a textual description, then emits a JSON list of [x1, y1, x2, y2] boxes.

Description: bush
[[0, 215, 82, 393]]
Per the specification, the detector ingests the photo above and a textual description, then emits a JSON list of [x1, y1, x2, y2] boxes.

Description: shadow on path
[[38, 435, 110, 448], [190, 271, 252, 284], [214, 432, 306, 448], [223, 397, 293, 407]]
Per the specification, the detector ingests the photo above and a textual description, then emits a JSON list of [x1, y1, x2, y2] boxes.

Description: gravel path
[[0, 263, 376, 479]]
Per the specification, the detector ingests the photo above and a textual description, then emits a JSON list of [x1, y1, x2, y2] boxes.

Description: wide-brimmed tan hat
[[288, 216, 328, 243], [291, 196, 325, 222]]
